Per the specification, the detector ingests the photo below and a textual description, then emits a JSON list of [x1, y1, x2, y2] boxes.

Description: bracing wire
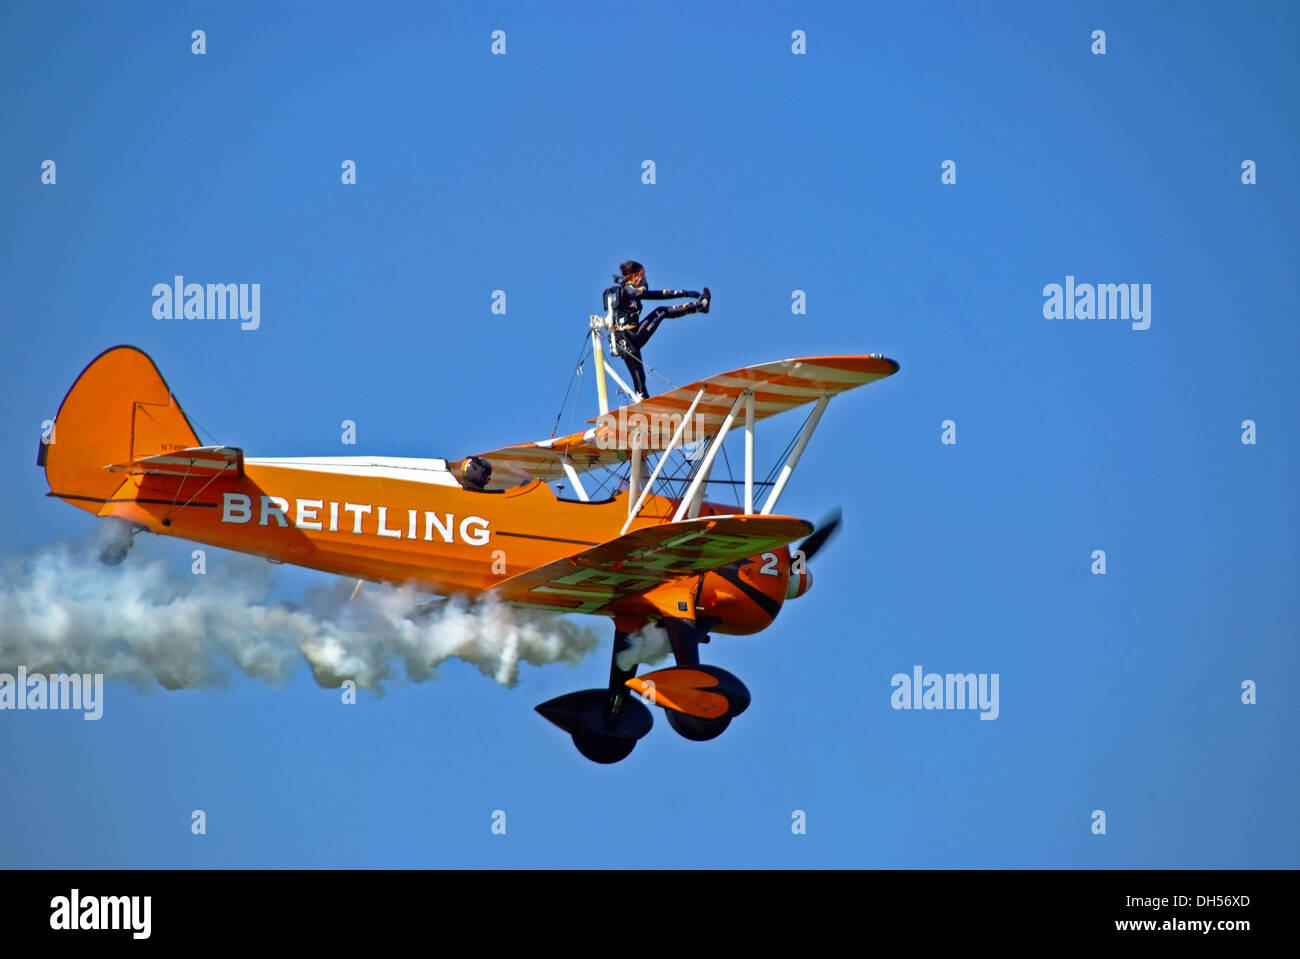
[[550, 331, 593, 439]]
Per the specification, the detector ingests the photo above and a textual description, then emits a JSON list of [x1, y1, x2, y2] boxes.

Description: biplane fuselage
[[95, 460, 790, 635], [41, 343, 897, 762]]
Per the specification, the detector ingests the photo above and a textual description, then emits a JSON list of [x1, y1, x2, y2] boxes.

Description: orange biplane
[[39, 329, 898, 763]]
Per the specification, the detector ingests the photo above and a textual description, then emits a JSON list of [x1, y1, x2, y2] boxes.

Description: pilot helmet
[[462, 456, 492, 489]]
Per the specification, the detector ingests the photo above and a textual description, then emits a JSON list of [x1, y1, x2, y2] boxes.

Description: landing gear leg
[[601, 628, 638, 728], [663, 618, 701, 666], [535, 623, 653, 764], [654, 618, 750, 742]]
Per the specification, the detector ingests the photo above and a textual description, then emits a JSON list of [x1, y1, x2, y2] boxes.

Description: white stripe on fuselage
[[243, 456, 463, 488]]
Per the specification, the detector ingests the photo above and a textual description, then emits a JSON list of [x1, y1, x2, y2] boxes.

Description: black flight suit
[[605, 282, 708, 399]]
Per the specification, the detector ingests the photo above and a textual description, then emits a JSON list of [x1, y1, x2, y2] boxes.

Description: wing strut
[[672, 390, 749, 523], [760, 394, 830, 515], [561, 461, 590, 501], [744, 389, 755, 514], [627, 432, 642, 515], [620, 387, 706, 535]]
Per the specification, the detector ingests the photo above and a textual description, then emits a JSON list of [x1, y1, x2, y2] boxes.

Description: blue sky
[[1, 0, 1296, 866]]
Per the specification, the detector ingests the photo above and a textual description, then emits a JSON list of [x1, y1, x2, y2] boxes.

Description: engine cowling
[[691, 501, 837, 633], [696, 547, 791, 635]]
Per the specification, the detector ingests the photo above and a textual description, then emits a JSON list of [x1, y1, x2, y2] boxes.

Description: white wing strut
[[760, 395, 829, 515], [672, 390, 749, 523], [620, 388, 706, 535]]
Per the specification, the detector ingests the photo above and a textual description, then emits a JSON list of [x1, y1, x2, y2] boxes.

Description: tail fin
[[40, 346, 201, 514]]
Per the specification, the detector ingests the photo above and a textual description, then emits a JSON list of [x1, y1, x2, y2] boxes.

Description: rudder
[[40, 346, 201, 514]]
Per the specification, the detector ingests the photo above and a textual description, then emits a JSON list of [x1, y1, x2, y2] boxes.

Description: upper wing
[[471, 354, 898, 489], [491, 514, 813, 614], [107, 445, 245, 478]]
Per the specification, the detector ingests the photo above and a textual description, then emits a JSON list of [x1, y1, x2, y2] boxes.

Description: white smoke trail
[[0, 544, 600, 691], [615, 624, 672, 671]]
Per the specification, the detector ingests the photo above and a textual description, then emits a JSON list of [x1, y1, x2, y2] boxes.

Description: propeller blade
[[797, 508, 842, 561]]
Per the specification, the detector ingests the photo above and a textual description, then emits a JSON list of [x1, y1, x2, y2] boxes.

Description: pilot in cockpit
[[460, 456, 492, 491]]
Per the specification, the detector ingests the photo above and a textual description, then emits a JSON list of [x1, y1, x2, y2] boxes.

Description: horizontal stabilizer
[[107, 446, 244, 478]]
